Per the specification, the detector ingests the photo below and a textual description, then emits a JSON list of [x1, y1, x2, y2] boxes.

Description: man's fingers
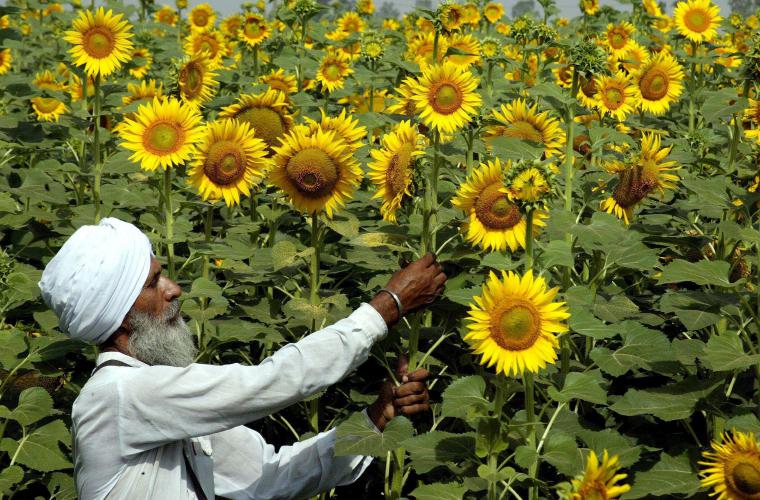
[[394, 393, 428, 407], [433, 272, 447, 286], [405, 368, 429, 382], [395, 353, 409, 380], [395, 381, 427, 397], [420, 252, 436, 267], [398, 402, 430, 416]]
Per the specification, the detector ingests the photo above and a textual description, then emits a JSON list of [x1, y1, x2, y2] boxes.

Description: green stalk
[[524, 372, 538, 500], [525, 209, 534, 272], [164, 167, 176, 280], [177, 8, 183, 44], [389, 447, 406, 500], [369, 61, 376, 113], [308, 213, 321, 433], [92, 74, 102, 223], [252, 45, 259, 78], [488, 375, 508, 500], [465, 128, 474, 174], [688, 42, 698, 134]]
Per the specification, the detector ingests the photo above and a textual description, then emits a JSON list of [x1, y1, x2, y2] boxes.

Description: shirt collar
[[93, 351, 148, 373]]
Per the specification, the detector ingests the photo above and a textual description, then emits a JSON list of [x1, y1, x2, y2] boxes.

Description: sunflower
[[653, 14, 673, 32], [178, 52, 218, 109], [601, 132, 680, 224], [122, 79, 163, 107], [326, 12, 366, 41], [118, 97, 204, 171], [220, 14, 242, 37], [154, 6, 178, 26], [483, 2, 504, 23], [605, 22, 636, 59], [553, 63, 574, 88], [464, 269, 569, 376], [452, 159, 546, 253], [33, 70, 66, 91], [446, 33, 481, 69], [357, 0, 374, 14], [644, 0, 664, 16], [674, 0, 722, 44], [367, 121, 425, 222], [317, 50, 353, 93], [184, 30, 227, 68], [0, 48, 12, 75], [463, 3, 481, 25], [31, 97, 68, 122], [561, 450, 631, 500], [260, 68, 298, 96], [188, 3, 216, 32], [269, 128, 362, 218], [63, 7, 134, 78], [407, 32, 448, 68], [439, 3, 465, 32], [304, 109, 367, 152], [187, 119, 269, 207], [219, 89, 294, 154], [594, 72, 638, 121], [508, 167, 551, 204], [581, 0, 600, 15], [240, 12, 270, 47], [128, 47, 152, 79], [618, 41, 649, 74], [337, 88, 387, 113], [410, 61, 481, 135], [483, 99, 566, 158], [700, 430, 760, 499], [633, 52, 684, 115], [745, 99, 760, 145]]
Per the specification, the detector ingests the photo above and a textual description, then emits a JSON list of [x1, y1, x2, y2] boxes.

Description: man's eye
[[149, 275, 160, 288]]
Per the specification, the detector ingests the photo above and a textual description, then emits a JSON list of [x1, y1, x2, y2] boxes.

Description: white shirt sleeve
[[114, 303, 387, 457], [210, 417, 377, 499]]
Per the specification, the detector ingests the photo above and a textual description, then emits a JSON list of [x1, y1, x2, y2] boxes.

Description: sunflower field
[[2, 0, 760, 497]]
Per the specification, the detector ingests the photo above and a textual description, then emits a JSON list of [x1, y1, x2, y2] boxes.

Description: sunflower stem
[[389, 447, 406, 500], [177, 8, 183, 44], [252, 45, 259, 79], [432, 31, 440, 63], [309, 213, 321, 331], [164, 167, 176, 280], [92, 74, 103, 223], [524, 209, 535, 272], [524, 372, 538, 500]]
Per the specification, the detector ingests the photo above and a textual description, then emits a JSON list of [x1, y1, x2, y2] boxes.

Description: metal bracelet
[[378, 288, 404, 319]]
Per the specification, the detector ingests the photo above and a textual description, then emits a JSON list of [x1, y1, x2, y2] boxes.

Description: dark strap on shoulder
[[91, 359, 133, 376]]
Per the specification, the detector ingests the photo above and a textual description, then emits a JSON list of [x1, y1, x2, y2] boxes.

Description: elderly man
[[38, 217, 447, 500]]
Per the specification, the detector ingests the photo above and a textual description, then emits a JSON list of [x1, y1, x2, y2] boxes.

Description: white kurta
[[71, 303, 388, 499]]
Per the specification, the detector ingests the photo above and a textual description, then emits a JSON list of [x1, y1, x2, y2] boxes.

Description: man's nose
[[162, 277, 182, 301]]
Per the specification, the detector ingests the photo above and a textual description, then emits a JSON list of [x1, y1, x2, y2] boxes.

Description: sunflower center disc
[[610, 31, 626, 49], [193, 12, 208, 27], [612, 165, 656, 208], [198, 39, 218, 58], [324, 63, 342, 82], [432, 83, 462, 115], [35, 98, 61, 113], [182, 63, 203, 96], [732, 462, 760, 495], [84, 27, 114, 59], [204, 140, 244, 185], [386, 143, 414, 196], [493, 303, 540, 351], [581, 77, 597, 98], [506, 120, 543, 143], [237, 107, 285, 149], [145, 122, 181, 153], [244, 22, 261, 38], [475, 183, 521, 230], [286, 148, 339, 198], [640, 69, 669, 100], [684, 9, 709, 32], [604, 87, 624, 108]]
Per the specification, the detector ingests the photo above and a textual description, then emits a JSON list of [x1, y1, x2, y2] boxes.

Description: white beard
[[126, 299, 198, 367]]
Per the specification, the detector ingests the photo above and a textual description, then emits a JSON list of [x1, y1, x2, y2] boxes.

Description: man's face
[[122, 256, 198, 367]]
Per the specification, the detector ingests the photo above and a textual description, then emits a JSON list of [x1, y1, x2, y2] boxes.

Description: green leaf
[[410, 482, 468, 500], [542, 431, 583, 476], [593, 295, 639, 323], [441, 375, 492, 421], [0, 328, 27, 369], [486, 136, 545, 161], [334, 413, 414, 457], [0, 387, 57, 426], [403, 431, 476, 474], [444, 287, 478, 307], [577, 428, 642, 468], [548, 371, 607, 405], [658, 259, 733, 287], [46, 471, 77, 500], [0, 420, 72, 472], [589, 322, 672, 376], [610, 377, 722, 421], [0, 465, 23, 495], [701, 334, 760, 372], [542, 240, 573, 269], [568, 309, 619, 340], [623, 453, 701, 499]]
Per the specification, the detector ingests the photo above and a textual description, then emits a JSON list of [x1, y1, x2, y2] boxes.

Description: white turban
[[38, 217, 154, 344]]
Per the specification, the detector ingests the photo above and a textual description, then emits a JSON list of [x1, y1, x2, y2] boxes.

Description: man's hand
[[369, 252, 447, 327], [367, 354, 430, 432]]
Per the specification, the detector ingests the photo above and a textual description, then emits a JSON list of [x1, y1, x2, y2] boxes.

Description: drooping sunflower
[[31, 97, 68, 122], [605, 22, 636, 59], [63, 7, 134, 78], [633, 52, 684, 115], [128, 47, 152, 79], [177, 52, 218, 109], [483, 99, 566, 158], [483, 2, 504, 24], [183, 29, 227, 68], [304, 109, 367, 153], [187, 119, 269, 207], [118, 97, 204, 171], [700, 430, 760, 499], [367, 121, 425, 223], [410, 61, 481, 135], [154, 6, 178, 26], [674, 0, 722, 44], [0, 48, 12, 75], [600, 132, 680, 224], [316, 50, 353, 93], [188, 3, 216, 32], [269, 128, 363, 218], [594, 72, 639, 121], [561, 450, 631, 500], [452, 159, 546, 253], [447, 33, 481, 69], [744, 99, 760, 145], [464, 269, 569, 376], [260, 68, 297, 96], [219, 89, 294, 154], [240, 12, 270, 47]]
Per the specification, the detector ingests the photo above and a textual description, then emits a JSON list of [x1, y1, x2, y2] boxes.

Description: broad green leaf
[[548, 371, 607, 405], [701, 334, 760, 372], [486, 136, 545, 161], [658, 259, 733, 287], [334, 413, 413, 457], [46, 471, 77, 500], [441, 375, 492, 421], [623, 453, 701, 499], [542, 240, 573, 269], [593, 295, 639, 323], [589, 321, 672, 376], [403, 431, 475, 474], [0, 420, 72, 472], [0, 387, 57, 426], [725, 414, 760, 434], [444, 287, 478, 307], [577, 428, 642, 468], [410, 482, 468, 500], [0, 465, 23, 495], [542, 431, 583, 476], [659, 291, 723, 330], [610, 377, 722, 421], [568, 309, 619, 340], [0, 328, 27, 369]]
